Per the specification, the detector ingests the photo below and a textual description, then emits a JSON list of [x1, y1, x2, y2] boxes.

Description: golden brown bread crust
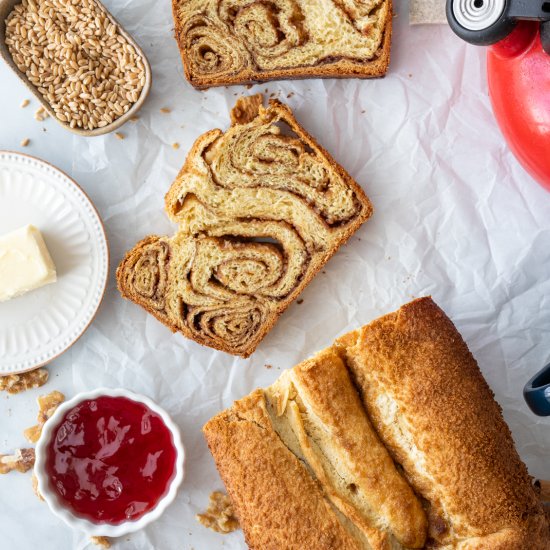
[[336, 297, 550, 549], [116, 235, 173, 329], [203, 297, 550, 549], [172, 0, 393, 89], [117, 96, 372, 357], [271, 348, 428, 548], [203, 391, 365, 550]]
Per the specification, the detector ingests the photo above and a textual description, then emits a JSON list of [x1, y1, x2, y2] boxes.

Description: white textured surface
[[1, 0, 550, 549], [0, 152, 108, 374]]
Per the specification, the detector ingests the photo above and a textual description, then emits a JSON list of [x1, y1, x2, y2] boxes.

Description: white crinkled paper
[[1, 0, 550, 548]]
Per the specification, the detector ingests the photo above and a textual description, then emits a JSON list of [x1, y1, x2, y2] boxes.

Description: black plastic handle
[[447, 0, 550, 46], [524, 363, 550, 416]]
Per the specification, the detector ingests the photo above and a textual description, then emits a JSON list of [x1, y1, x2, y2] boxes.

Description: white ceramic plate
[[0, 151, 108, 375]]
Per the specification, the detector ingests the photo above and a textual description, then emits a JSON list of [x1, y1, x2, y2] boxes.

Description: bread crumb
[[32, 472, 44, 501], [265, 364, 272, 369], [20, 99, 30, 108], [115, 132, 125, 140], [172, 142, 180, 150], [0, 368, 48, 394], [129, 115, 139, 122], [160, 107, 171, 114], [23, 424, 42, 443], [20, 138, 30, 147], [231, 94, 263, 125], [197, 491, 240, 534], [0, 448, 35, 474], [90, 536, 111, 548], [297, 299, 304, 305], [24, 390, 65, 443], [37, 390, 65, 423]]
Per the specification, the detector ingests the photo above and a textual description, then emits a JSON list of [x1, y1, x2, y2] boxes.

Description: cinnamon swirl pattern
[[173, 0, 392, 88], [117, 95, 372, 356]]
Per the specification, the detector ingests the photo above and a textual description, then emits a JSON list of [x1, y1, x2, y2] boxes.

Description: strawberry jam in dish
[[45, 396, 177, 524]]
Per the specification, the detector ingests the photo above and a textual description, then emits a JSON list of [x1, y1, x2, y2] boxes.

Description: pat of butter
[[0, 225, 57, 302]]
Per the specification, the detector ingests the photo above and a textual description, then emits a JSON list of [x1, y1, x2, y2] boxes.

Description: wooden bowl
[[0, 0, 152, 137]]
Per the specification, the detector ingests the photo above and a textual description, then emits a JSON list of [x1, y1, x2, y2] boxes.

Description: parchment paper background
[[1, 0, 550, 548]]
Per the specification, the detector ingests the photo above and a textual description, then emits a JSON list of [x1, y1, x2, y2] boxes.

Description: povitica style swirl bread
[[203, 297, 550, 549], [172, 0, 393, 89], [117, 95, 372, 357]]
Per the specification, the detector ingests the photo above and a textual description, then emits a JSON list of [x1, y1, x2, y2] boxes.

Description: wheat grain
[[5, 0, 145, 131], [34, 106, 49, 121]]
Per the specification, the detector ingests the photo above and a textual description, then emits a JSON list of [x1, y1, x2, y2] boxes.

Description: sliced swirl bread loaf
[[117, 95, 372, 357], [172, 0, 393, 89], [203, 297, 550, 549]]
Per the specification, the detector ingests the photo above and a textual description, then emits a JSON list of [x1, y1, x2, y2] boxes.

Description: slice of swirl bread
[[117, 95, 373, 357], [172, 0, 393, 89]]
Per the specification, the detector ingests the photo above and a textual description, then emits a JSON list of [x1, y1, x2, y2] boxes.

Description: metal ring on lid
[[452, 0, 506, 31]]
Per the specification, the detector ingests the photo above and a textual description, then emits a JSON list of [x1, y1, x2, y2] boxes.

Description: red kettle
[[447, 0, 550, 193]]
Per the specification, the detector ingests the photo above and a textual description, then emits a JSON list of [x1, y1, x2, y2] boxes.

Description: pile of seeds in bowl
[[5, 0, 146, 131]]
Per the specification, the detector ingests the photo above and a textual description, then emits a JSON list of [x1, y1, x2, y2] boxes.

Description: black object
[[542, 18, 550, 53], [446, 0, 550, 53], [524, 363, 550, 416]]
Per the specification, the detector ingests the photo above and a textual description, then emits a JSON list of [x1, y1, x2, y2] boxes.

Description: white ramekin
[[34, 388, 185, 537]]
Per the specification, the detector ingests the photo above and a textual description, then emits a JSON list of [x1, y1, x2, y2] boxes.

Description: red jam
[[45, 396, 177, 524]]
